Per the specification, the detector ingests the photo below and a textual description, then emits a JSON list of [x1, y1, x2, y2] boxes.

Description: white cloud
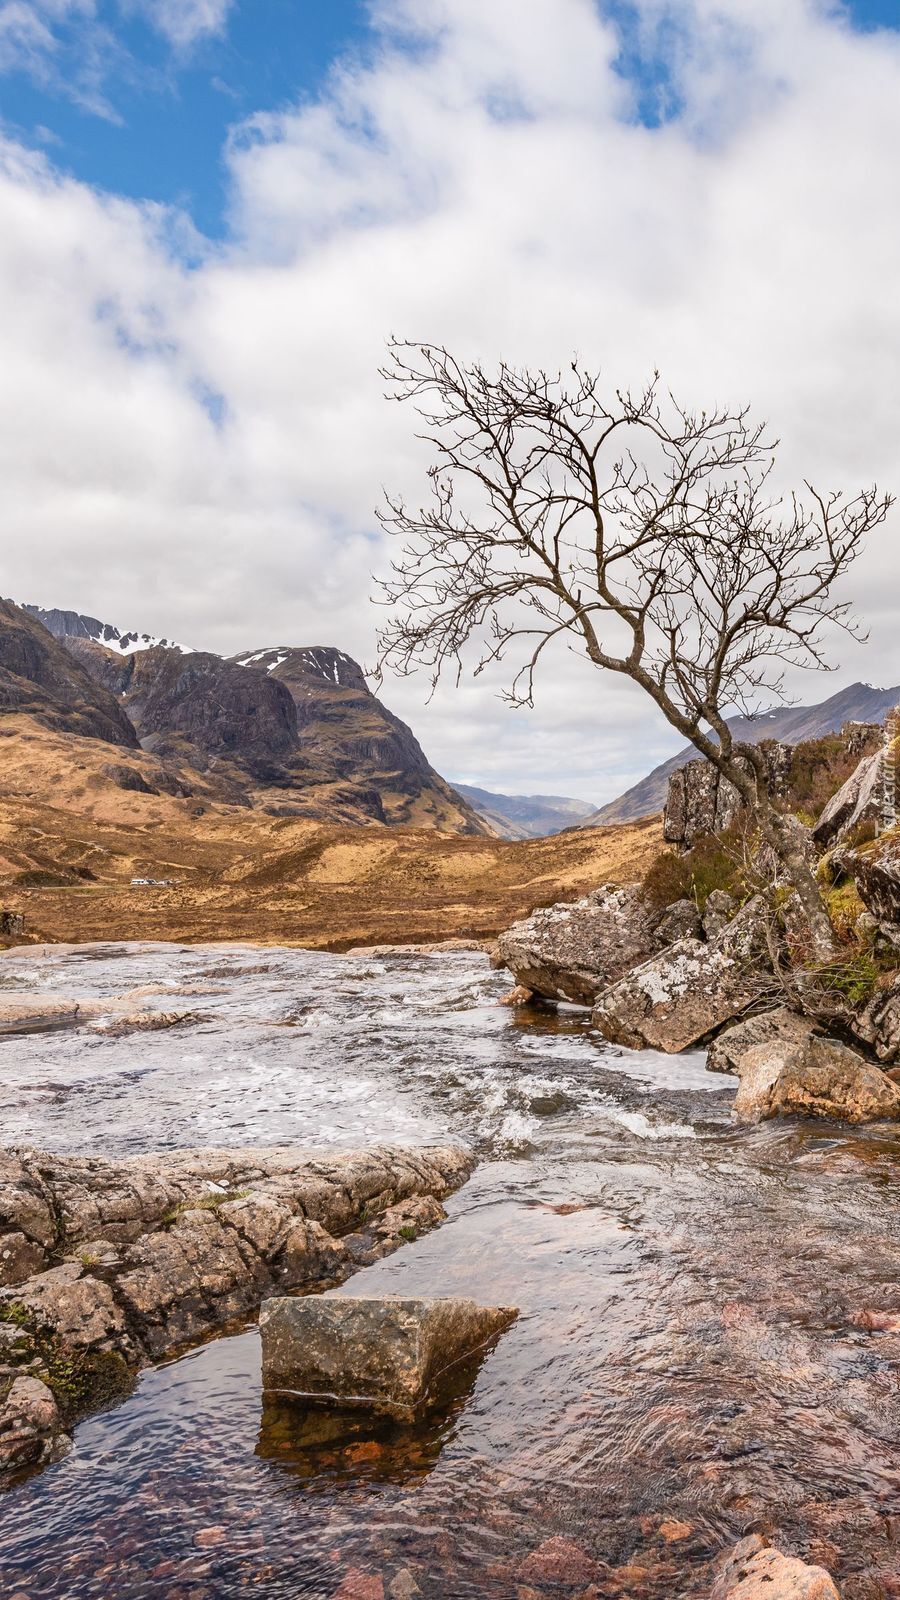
[[133, 0, 232, 49], [1, 0, 900, 800]]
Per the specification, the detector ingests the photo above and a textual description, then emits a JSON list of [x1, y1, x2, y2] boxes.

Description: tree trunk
[[757, 804, 838, 963]]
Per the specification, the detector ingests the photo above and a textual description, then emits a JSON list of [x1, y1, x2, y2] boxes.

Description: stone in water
[[259, 1294, 518, 1421]]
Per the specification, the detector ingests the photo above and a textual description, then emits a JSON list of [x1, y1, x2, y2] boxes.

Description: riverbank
[[0, 942, 898, 1597]]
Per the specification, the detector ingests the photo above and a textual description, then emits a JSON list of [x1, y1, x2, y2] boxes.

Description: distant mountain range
[[7, 602, 489, 834], [585, 681, 900, 826], [452, 783, 596, 840]]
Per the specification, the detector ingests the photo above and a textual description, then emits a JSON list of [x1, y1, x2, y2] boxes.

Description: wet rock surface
[[0, 1143, 472, 1469], [712, 1535, 841, 1599], [261, 1295, 517, 1420], [732, 1034, 900, 1124]]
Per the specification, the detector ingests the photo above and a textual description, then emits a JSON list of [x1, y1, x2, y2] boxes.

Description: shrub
[[643, 831, 744, 912]]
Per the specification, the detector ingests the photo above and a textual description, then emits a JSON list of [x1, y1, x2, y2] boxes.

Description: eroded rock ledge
[[0, 1143, 473, 1483]]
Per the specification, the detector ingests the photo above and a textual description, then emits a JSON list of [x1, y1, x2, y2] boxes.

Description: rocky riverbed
[[1, 941, 899, 1598]]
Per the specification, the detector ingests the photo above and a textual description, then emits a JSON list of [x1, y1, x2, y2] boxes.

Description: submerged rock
[[707, 1006, 820, 1075], [592, 899, 770, 1053], [496, 885, 664, 1005], [732, 1034, 900, 1124], [0, 1144, 472, 1480], [712, 1534, 840, 1599], [259, 1295, 517, 1421]]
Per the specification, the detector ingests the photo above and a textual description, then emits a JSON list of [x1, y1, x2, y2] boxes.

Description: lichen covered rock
[[813, 749, 883, 848], [0, 1375, 70, 1482], [496, 885, 664, 1005], [707, 1006, 820, 1076], [592, 899, 770, 1053]]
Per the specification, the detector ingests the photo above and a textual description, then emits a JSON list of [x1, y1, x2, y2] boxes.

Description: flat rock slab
[[260, 1295, 518, 1421]]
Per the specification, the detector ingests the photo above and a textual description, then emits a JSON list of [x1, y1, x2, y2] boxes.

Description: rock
[[707, 1006, 819, 1075], [0, 1232, 47, 1288], [664, 744, 791, 852], [0, 999, 81, 1032], [388, 1572, 420, 1600], [732, 1034, 900, 1124], [712, 1534, 840, 1599], [259, 1295, 518, 1422], [813, 749, 883, 848], [102, 763, 159, 796], [0, 1144, 472, 1474], [592, 898, 771, 1053], [496, 885, 663, 1005], [499, 984, 537, 1007], [517, 1537, 600, 1586], [849, 834, 900, 924], [332, 1573, 385, 1600], [0, 1375, 70, 1480], [653, 898, 703, 944], [853, 971, 900, 1063], [702, 889, 737, 941]]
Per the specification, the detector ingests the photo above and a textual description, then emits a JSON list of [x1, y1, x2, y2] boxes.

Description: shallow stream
[[1, 943, 899, 1598]]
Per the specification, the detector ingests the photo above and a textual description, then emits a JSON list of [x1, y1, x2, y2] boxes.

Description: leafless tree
[[375, 341, 893, 957]]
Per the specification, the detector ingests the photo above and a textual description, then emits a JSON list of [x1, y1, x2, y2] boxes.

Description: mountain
[[586, 682, 900, 826], [8, 604, 488, 835], [0, 600, 138, 749], [452, 783, 597, 840]]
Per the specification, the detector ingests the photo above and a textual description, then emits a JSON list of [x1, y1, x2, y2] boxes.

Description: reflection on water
[[1, 943, 899, 1598]]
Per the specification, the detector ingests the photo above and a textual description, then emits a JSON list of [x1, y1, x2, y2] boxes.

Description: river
[[1, 942, 899, 1599]]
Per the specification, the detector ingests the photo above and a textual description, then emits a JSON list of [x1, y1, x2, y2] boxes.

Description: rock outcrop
[[712, 1535, 840, 1600], [0, 1143, 472, 1481], [663, 742, 791, 852], [732, 1034, 900, 1124], [853, 972, 900, 1064], [846, 833, 900, 925], [260, 1295, 517, 1421], [125, 648, 300, 774], [592, 898, 770, 1053], [0, 599, 138, 748], [0, 1375, 70, 1482], [496, 885, 672, 1005], [812, 748, 883, 847]]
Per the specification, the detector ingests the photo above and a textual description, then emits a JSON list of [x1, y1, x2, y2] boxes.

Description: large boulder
[[712, 1535, 840, 1600], [664, 742, 791, 852], [496, 885, 665, 1005], [732, 1034, 900, 1124], [707, 1006, 820, 1075], [812, 749, 883, 848], [260, 1296, 518, 1421], [592, 898, 770, 1053]]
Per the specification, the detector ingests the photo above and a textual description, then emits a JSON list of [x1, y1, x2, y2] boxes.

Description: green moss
[[824, 881, 866, 942], [813, 951, 881, 1009], [39, 1348, 133, 1425], [0, 1301, 32, 1329]]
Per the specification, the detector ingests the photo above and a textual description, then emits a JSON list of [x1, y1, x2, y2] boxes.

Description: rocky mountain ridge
[[1, 603, 488, 835], [586, 682, 900, 826], [452, 783, 596, 840]]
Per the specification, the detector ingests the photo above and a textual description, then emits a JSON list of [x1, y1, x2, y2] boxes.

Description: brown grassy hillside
[[0, 716, 660, 949]]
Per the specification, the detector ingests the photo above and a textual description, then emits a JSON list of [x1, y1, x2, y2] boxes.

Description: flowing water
[[1, 942, 899, 1599]]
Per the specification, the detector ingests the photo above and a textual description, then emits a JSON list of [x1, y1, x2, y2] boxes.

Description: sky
[[1, 0, 899, 804]]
